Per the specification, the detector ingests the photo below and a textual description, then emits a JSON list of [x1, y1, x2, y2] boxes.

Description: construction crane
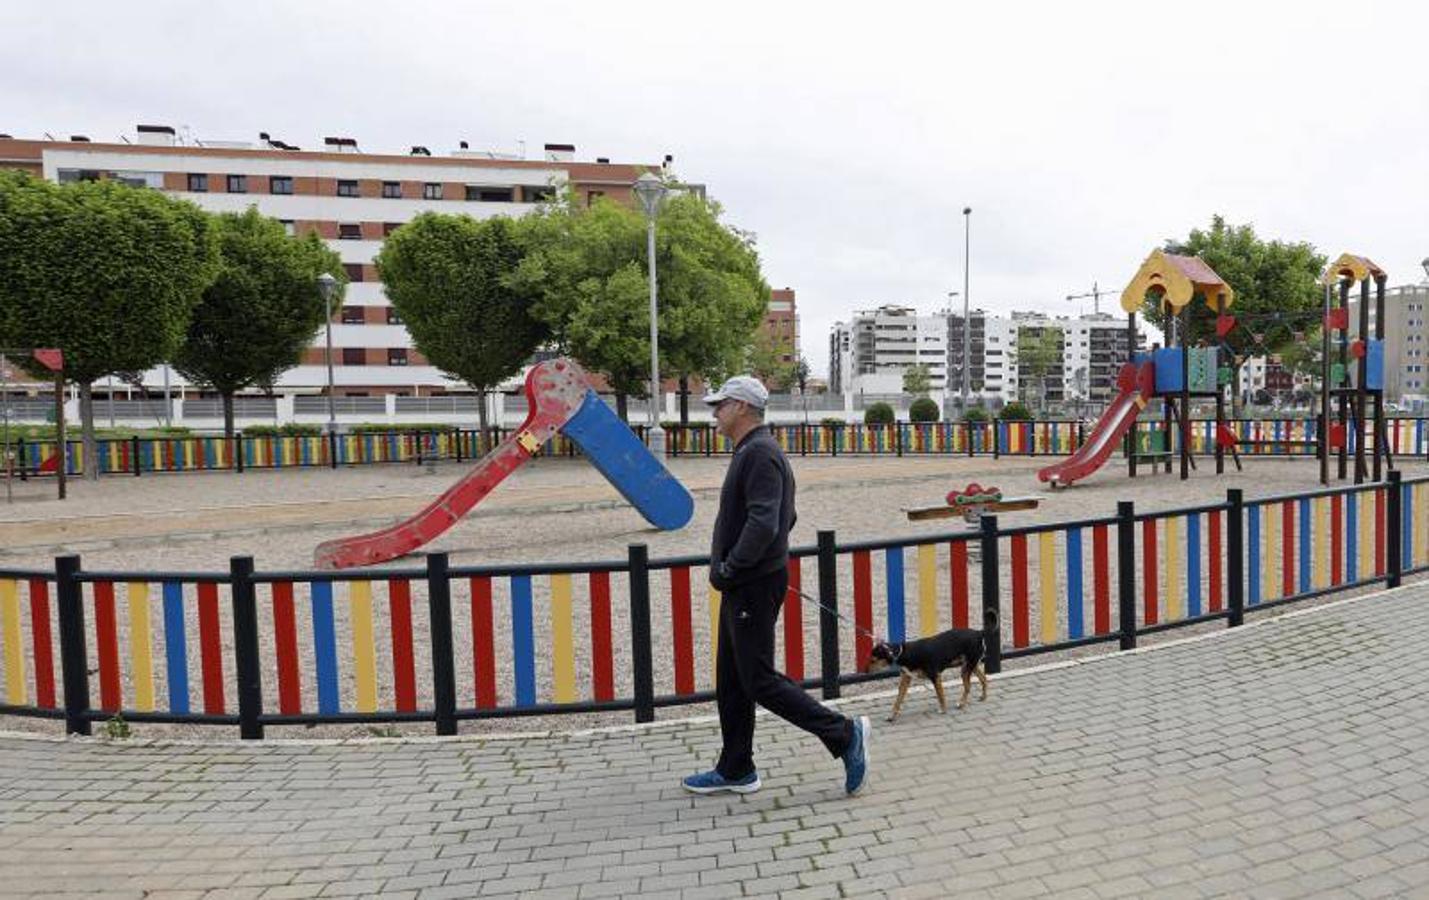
[[1066, 281, 1114, 316]]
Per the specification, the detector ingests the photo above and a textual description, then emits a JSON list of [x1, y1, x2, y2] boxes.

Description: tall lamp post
[[960, 207, 972, 412], [316, 272, 340, 436], [633, 173, 669, 457]]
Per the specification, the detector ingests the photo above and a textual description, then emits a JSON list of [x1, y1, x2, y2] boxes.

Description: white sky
[[5, 1, 1428, 376]]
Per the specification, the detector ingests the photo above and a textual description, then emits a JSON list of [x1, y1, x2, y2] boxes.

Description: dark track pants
[[715, 568, 855, 780]]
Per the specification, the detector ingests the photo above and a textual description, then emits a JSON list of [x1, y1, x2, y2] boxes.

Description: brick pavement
[[2, 583, 1427, 898]]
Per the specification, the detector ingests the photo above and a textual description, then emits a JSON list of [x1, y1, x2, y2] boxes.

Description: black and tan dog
[[866, 608, 997, 722]]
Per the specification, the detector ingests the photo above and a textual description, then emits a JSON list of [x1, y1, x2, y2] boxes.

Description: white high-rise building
[[832, 305, 947, 395]]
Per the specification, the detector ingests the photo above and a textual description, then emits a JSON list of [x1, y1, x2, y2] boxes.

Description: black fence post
[[426, 552, 458, 735], [895, 423, 903, 457], [54, 554, 91, 736], [1226, 489, 1245, 627], [229, 556, 263, 740], [628, 544, 655, 723], [816, 530, 841, 699], [328, 430, 339, 470], [1117, 501, 1137, 651], [131, 435, 141, 476], [979, 515, 1002, 674], [967, 421, 975, 458], [234, 431, 244, 473], [1387, 471, 1403, 589], [993, 422, 1001, 460]]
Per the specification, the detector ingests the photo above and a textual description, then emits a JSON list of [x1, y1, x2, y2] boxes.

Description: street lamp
[[633, 172, 669, 457], [1421, 257, 1429, 282], [961, 207, 972, 412], [316, 272, 340, 436]]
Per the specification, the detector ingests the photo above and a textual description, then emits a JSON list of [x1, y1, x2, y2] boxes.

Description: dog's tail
[[980, 606, 1000, 650]]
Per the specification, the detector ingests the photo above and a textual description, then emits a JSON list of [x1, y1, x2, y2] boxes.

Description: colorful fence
[[1, 472, 1424, 738], [13, 417, 1429, 478]]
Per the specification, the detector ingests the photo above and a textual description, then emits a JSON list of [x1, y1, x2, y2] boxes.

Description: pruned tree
[[0, 172, 219, 477], [173, 208, 343, 438], [376, 212, 546, 445]]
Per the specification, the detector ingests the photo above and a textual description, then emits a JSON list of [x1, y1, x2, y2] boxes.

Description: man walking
[[682, 375, 870, 797]]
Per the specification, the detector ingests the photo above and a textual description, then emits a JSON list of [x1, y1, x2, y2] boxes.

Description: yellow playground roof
[[1321, 253, 1386, 285], [1120, 249, 1234, 314]]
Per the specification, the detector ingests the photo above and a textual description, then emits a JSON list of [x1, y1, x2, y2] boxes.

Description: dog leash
[[788, 586, 882, 641]]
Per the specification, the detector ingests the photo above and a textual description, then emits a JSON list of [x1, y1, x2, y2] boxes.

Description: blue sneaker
[[844, 716, 871, 796], [682, 769, 761, 795]]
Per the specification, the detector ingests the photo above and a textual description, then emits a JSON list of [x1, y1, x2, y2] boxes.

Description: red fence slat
[[93, 581, 121, 711], [471, 576, 497, 708], [1142, 520, 1158, 626], [388, 579, 416, 712], [28, 579, 55, 709], [1092, 525, 1110, 635], [271, 581, 302, 715], [670, 566, 694, 696], [1010, 535, 1029, 648], [589, 572, 614, 702], [196, 582, 225, 714], [783, 558, 803, 682], [853, 551, 873, 670], [949, 541, 969, 630]]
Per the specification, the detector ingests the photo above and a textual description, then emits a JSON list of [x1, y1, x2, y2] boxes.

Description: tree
[[173, 208, 343, 438], [515, 196, 652, 421], [902, 363, 933, 398], [654, 193, 769, 423], [864, 401, 895, 425], [376, 212, 546, 444], [0, 172, 219, 478], [1016, 327, 1062, 411], [1141, 215, 1326, 416], [517, 190, 768, 425], [747, 330, 797, 391]]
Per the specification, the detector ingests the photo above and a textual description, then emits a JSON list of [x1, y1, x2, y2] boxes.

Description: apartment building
[[958, 311, 1136, 405], [827, 305, 946, 395], [764, 288, 800, 368], [0, 126, 685, 398], [1350, 284, 1429, 406]]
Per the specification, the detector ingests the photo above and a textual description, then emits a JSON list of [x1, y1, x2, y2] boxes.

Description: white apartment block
[[1, 126, 674, 398], [828, 305, 946, 395], [951, 310, 1136, 405]]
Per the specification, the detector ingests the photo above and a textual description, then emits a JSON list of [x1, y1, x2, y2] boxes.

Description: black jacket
[[710, 426, 797, 589]]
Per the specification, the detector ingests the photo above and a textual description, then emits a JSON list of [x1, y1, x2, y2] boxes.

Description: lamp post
[[317, 272, 340, 436], [633, 172, 669, 457], [960, 207, 972, 413]]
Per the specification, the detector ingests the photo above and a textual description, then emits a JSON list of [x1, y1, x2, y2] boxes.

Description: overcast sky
[[6, 1, 1428, 376]]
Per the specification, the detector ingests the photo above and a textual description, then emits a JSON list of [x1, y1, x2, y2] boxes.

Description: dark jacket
[[710, 425, 797, 589]]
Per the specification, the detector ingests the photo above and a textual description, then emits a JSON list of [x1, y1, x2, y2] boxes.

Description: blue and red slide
[[1037, 361, 1155, 489], [314, 358, 693, 568]]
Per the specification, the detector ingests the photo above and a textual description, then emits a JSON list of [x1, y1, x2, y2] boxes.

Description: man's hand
[[709, 559, 734, 592]]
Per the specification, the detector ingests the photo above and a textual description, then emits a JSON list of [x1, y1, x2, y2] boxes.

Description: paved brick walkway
[[3, 585, 1428, 899]]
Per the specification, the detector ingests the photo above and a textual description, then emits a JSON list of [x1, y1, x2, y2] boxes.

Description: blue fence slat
[[511, 575, 536, 706], [1187, 515, 1201, 619], [1299, 499, 1312, 593], [885, 547, 905, 644], [1066, 527, 1084, 640], [162, 581, 189, 715], [311, 581, 340, 715], [1347, 493, 1359, 584], [1249, 507, 1261, 607]]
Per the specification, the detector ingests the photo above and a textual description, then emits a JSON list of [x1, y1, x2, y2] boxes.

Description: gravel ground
[[2, 450, 1419, 742]]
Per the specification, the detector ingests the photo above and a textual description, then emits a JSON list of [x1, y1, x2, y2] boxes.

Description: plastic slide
[[1037, 361, 1154, 489], [313, 358, 693, 569]]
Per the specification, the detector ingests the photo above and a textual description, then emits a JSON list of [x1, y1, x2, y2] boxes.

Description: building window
[[271, 176, 294, 195], [227, 174, 247, 193], [587, 190, 605, 206], [386, 308, 404, 325], [342, 348, 366, 366], [343, 263, 364, 283], [383, 222, 402, 236], [467, 186, 514, 202], [341, 306, 365, 324], [388, 348, 409, 366], [524, 186, 555, 203], [338, 223, 362, 240], [337, 179, 360, 197], [423, 182, 443, 200], [382, 181, 402, 199], [187, 173, 208, 192], [279, 220, 296, 236]]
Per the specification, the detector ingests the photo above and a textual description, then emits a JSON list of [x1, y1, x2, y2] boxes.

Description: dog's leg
[[889, 672, 911, 723], [932, 674, 948, 713], [957, 668, 971, 709], [975, 662, 988, 701]]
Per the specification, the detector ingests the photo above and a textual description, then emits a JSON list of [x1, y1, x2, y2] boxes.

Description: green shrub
[[242, 423, 323, 436], [863, 402, 895, 425], [908, 397, 940, 423], [349, 422, 458, 434], [998, 401, 1033, 421], [820, 417, 846, 427], [962, 406, 990, 422]]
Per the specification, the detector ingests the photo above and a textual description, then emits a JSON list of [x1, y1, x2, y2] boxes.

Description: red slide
[[1037, 361, 1154, 489]]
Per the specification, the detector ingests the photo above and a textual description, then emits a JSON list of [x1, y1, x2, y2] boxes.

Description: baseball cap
[[703, 375, 769, 409]]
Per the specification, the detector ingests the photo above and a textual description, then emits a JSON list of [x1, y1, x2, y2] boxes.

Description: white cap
[[703, 375, 769, 409]]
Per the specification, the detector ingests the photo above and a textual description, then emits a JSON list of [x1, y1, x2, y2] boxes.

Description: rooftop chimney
[[459, 140, 469, 149], [543, 143, 576, 162], [136, 124, 177, 147]]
